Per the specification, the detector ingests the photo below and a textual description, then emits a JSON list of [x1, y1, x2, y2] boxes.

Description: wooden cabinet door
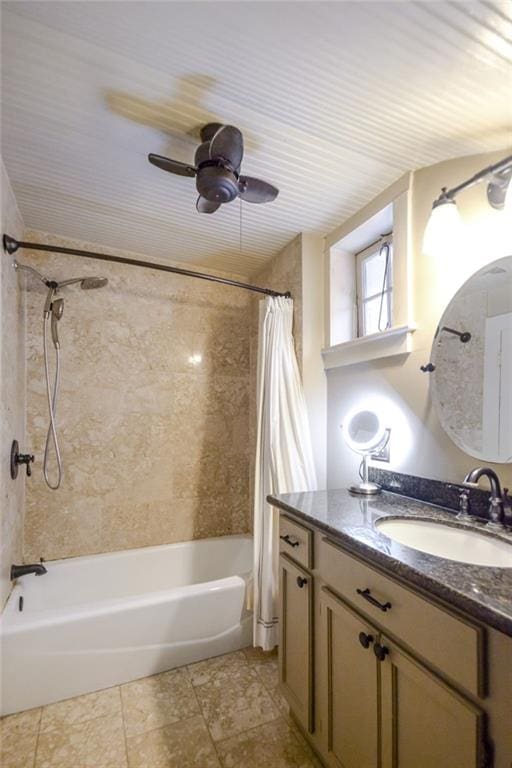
[[380, 635, 486, 768], [319, 587, 379, 768], [279, 554, 313, 732]]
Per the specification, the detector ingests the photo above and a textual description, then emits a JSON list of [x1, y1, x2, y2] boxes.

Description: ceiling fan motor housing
[[196, 165, 239, 203]]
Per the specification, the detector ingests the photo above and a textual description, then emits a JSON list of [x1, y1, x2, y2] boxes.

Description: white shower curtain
[[253, 296, 317, 650]]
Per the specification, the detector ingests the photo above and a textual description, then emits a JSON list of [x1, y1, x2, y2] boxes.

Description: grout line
[[117, 687, 130, 768], [32, 707, 43, 768], [127, 713, 207, 739], [215, 714, 288, 745], [37, 690, 124, 734]]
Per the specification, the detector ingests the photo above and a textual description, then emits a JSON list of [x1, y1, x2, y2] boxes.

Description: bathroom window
[[356, 237, 393, 337]]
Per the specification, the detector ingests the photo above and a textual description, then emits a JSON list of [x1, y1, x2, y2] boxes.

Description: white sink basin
[[376, 518, 512, 568]]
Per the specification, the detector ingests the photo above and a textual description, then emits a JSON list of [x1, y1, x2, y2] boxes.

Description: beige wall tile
[[21, 231, 252, 560], [0, 162, 25, 608], [20, 228, 301, 562]]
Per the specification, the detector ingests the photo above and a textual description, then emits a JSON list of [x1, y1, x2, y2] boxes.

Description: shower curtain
[[253, 296, 317, 650]]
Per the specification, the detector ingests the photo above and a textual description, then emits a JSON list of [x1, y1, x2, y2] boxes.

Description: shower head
[[13, 261, 108, 292], [56, 275, 108, 290], [80, 277, 108, 290]]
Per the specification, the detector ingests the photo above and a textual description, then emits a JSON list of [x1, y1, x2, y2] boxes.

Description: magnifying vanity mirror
[[431, 254, 512, 463], [342, 408, 390, 495]]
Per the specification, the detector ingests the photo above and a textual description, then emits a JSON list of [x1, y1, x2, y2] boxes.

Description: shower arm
[[3, 235, 291, 299]]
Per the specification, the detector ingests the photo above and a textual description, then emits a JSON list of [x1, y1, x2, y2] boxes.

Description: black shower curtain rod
[[3, 235, 291, 299]]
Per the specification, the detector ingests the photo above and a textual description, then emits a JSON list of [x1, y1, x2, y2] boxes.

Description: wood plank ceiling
[[1, 1, 511, 275]]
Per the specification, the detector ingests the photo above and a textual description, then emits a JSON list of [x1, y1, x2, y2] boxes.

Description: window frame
[[355, 235, 393, 338]]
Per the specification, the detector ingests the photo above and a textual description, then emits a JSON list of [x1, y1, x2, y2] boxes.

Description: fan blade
[[148, 153, 196, 177], [194, 141, 210, 166], [196, 196, 221, 214], [239, 177, 279, 204], [209, 125, 244, 169]]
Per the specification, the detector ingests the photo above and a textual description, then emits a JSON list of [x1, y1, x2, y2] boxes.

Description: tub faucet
[[463, 467, 505, 526], [11, 562, 47, 580]]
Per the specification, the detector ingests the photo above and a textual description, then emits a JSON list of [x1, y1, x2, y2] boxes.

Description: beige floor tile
[[243, 647, 291, 717], [187, 650, 248, 687], [252, 657, 280, 692], [40, 687, 121, 733], [0, 708, 41, 768], [287, 720, 324, 768], [242, 646, 277, 664], [216, 717, 316, 768], [194, 663, 280, 742], [269, 686, 291, 718], [126, 714, 221, 768], [35, 712, 127, 768], [121, 668, 199, 737]]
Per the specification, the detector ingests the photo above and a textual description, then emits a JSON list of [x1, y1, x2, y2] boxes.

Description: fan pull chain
[[239, 198, 243, 256]]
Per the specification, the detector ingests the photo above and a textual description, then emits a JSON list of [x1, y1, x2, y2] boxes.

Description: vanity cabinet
[[379, 635, 485, 768], [319, 586, 484, 768], [278, 553, 313, 733], [320, 587, 379, 768], [275, 510, 508, 767]]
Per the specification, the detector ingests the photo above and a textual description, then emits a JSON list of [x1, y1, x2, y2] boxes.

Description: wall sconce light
[[423, 154, 512, 257]]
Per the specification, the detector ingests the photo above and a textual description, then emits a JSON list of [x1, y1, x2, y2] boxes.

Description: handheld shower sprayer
[[14, 259, 108, 490], [50, 299, 64, 348]]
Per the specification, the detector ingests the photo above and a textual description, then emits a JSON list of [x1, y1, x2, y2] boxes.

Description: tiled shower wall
[[22, 231, 252, 561], [0, 162, 26, 607]]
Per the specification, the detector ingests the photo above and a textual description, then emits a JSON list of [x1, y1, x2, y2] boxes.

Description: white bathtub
[[0, 534, 253, 715]]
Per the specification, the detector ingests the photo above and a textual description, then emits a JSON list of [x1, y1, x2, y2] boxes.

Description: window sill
[[322, 324, 416, 370]]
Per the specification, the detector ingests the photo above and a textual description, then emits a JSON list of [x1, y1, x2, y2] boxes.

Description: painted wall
[[327, 150, 512, 491], [0, 162, 26, 607], [21, 231, 252, 561]]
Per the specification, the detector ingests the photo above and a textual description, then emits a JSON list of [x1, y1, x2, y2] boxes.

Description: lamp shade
[[423, 199, 465, 258]]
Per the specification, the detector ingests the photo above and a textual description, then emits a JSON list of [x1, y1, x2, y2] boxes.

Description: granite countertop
[[268, 488, 512, 637]]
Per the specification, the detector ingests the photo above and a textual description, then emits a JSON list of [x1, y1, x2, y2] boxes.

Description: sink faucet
[[10, 562, 47, 580], [463, 467, 505, 526]]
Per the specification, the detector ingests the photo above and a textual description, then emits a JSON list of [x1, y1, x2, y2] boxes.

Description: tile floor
[[1, 647, 322, 768]]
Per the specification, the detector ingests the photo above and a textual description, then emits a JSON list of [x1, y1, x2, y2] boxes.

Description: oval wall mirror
[[431, 254, 512, 463]]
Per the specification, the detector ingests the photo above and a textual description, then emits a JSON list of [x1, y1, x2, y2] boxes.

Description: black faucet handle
[[10, 441, 35, 479], [19, 453, 35, 477]]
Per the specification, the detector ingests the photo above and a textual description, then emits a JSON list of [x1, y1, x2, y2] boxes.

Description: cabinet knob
[[373, 643, 389, 662], [358, 632, 374, 649], [296, 576, 308, 588]]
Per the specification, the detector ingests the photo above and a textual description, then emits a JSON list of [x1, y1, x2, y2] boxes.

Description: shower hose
[[42, 315, 63, 490]]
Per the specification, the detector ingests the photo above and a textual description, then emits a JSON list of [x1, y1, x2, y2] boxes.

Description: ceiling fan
[[148, 123, 279, 214]]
